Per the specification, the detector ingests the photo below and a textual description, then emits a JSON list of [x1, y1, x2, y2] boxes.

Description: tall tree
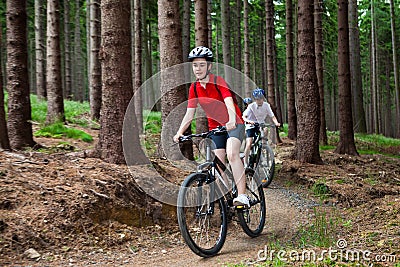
[[46, 0, 64, 123], [243, 0, 251, 96], [63, 0, 72, 99], [73, 0, 84, 101], [35, 0, 46, 99], [349, 0, 367, 133], [314, 0, 327, 145], [389, 0, 400, 138], [221, 0, 232, 81], [194, 0, 209, 134], [293, 0, 322, 164], [98, 0, 146, 164], [89, 0, 102, 121], [265, 0, 282, 143], [194, 0, 209, 47], [370, 0, 378, 134], [134, 0, 143, 133], [158, 0, 193, 160], [334, 0, 358, 155], [182, 0, 191, 62], [0, 19, 10, 150], [6, 0, 36, 149], [286, 0, 297, 140]]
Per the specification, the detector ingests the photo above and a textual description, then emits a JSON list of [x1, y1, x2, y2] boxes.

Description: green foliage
[[34, 122, 93, 143], [30, 94, 92, 127], [144, 110, 161, 134], [298, 208, 337, 248]]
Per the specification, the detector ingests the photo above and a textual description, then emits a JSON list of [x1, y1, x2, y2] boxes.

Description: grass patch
[[297, 208, 337, 248], [319, 145, 335, 151], [34, 123, 93, 142], [30, 94, 93, 127], [144, 110, 161, 134]]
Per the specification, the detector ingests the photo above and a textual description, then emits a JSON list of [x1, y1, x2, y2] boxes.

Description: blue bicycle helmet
[[243, 97, 253, 105], [252, 88, 266, 99]]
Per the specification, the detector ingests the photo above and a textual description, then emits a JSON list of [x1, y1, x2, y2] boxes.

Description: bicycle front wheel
[[177, 173, 228, 257], [258, 145, 275, 188], [237, 171, 266, 237]]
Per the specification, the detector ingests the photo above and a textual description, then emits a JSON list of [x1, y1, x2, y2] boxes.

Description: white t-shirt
[[243, 102, 274, 130]]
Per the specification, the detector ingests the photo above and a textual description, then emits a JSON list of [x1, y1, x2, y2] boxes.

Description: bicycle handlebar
[[178, 126, 227, 143], [253, 122, 276, 128]]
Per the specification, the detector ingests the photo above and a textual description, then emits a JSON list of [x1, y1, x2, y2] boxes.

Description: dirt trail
[[131, 182, 312, 267]]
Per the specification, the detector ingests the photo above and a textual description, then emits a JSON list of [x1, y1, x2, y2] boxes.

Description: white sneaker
[[233, 194, 250, 208]]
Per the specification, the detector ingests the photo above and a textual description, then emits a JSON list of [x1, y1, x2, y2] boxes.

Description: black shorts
[[210, 124, 245, 149], [245, 126, 259, 138]]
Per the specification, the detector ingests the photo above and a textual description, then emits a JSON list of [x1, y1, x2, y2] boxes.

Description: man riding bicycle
[[173, 46, 250, 207]]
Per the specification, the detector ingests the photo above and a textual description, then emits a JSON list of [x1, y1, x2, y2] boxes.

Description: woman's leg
[[226, 137, 246, 195]]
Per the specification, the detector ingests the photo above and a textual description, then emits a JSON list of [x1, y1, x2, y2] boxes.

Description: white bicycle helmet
[[188, 46, 213, 61]]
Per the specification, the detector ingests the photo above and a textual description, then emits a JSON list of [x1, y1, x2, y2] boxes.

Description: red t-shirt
[[187, 74, 244, 130]]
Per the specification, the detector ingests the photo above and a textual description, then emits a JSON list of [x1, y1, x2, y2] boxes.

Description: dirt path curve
[[130, 182, 313, 267]]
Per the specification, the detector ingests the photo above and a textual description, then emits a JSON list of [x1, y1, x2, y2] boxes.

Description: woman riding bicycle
[[242, 88, 280, 168], [173, 46, 249, 207]]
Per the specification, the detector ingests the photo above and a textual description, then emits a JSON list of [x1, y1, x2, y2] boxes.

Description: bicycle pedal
[[235, 205, 249, 210]]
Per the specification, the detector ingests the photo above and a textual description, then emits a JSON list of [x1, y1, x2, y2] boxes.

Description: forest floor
[[0, 129, 400, 266]]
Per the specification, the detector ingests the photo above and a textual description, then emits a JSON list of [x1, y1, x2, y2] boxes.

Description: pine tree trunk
[[194, 0, 208, 47], [349, 0, 367, 133], [158, 0, 193, 160], [243, 0, 251, 97], [35, 0, 46, 99], [73, 0, 84, 101], [314, 0, 327, 145], [293, 0, 322, 164], [334, 0, 358, 156], [389, 0, 400, 138], [371, 0, 378, 134], [234, 0, 242, 73], [286, 0, 297, 140], [182, 0, 191, 62], [221, 0, 231, 82], [63, 0, 72, 100], [194, 0, 209, 134], [0, 19, 10, 150], [349, 0, 361, 130], [46, 0, 64, 124], [265, 0, 282, 144], [99, 0, 147, 164], [6, 0, 36, 149], [89, 0, 102, 121], [133, 0, 143, 133]]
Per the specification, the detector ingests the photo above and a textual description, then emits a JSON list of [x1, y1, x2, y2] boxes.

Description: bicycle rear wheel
[[258, 145, 275, 188], [177, 173, 228, 257], [237, 171, 266, 237]]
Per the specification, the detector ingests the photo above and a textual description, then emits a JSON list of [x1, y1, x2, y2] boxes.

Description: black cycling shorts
[[210, 124, 245, 149]]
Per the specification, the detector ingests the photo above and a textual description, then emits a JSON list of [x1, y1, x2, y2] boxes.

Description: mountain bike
[[176, 126, 266, 258], [246, 122, 276, 188]]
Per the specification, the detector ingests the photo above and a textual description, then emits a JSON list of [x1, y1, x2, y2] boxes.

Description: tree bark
[[243, 0, 251, 97], [73, 0, 84, 101], [334, 0, 358, 156], [98, 0, 146, 164], [134, 0, 143, 133], [46, 0, 64, 124], [158, 0, 193, 160], [63, 0, 72, 100], [182, 0, 191, 62], [349, 0, 367, 133], [35, 0, 46, 99], [6, 0, 36, 149], [314, 0, 327, 145], [89, 0, 102, 121], [389, 0, 400, 138], [286, 0, 297, 140], [293, 0, 322, 164], [0, 19, 10, 150], [221, 0, 232, 82], [194, 0, 209, 134]]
